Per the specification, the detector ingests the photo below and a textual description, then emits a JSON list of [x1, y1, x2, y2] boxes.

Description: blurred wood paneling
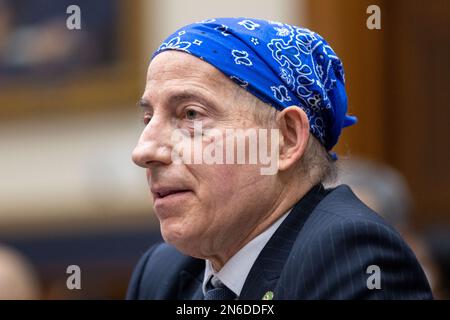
[[308, 0, 388, 162], [385, 0, 450, 227], [308, 0, 450, 228]]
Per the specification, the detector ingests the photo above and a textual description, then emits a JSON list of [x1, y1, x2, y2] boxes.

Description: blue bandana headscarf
[[153, 17, 357, 153]]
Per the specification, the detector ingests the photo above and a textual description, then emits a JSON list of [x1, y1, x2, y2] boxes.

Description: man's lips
[[151, 186, 194, 214], [151, 187, 192, 199]]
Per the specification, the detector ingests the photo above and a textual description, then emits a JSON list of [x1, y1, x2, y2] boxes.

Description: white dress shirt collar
[[202, 209, 291, 297]]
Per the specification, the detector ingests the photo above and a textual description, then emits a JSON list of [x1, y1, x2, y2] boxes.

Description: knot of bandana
[[153, 17, 357, 152]]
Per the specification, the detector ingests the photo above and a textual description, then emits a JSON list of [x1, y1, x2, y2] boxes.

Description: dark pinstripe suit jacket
[[127, 184, 433, 299]]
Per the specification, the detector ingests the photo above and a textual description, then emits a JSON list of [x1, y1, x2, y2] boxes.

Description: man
[[128, 18, 432, 299]]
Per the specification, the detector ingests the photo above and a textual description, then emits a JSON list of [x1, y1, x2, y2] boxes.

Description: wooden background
[[308, 0, 450, 229]]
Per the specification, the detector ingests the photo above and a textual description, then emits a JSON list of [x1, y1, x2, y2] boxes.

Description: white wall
[[0, 111, 153, 233]]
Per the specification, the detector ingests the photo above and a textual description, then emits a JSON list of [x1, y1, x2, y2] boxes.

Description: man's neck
[[208, 180, 315, 271]]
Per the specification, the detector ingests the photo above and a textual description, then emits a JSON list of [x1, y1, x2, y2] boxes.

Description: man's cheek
[[212, 167, 244, 199], [194, 165, 235, 195]]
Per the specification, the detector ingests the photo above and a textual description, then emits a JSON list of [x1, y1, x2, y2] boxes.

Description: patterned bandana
[[153, 17, 357, 153]]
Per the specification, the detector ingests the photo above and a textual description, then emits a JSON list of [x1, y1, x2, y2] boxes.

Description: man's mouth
[[151, 186, 194, 212], [151, 187, 192, 199]]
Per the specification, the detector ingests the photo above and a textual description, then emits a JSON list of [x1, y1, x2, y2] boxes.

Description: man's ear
[[276, 106, 310, 171]]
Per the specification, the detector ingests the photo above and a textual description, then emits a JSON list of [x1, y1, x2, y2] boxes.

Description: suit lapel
[[177, 258, 205, 300], [239, 184, 327, 300]]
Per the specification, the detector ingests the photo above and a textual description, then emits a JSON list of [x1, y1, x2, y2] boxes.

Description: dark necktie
[[204, 277, 236, 300]]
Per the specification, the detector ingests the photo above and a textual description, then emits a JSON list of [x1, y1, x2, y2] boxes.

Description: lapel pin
[[262, 291, 274, 300]]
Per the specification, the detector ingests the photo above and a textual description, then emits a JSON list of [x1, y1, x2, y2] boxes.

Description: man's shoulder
[[126, 242, 203, 299], [290, 184, 410, 261], [315, 184, 386, 223], [295, 184, 396, 236], [278, 184, 432, 299]]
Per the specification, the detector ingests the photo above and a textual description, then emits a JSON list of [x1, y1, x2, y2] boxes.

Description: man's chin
[[160, 226, 203, 257]]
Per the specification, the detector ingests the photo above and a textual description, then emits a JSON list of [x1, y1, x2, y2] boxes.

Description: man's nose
[[132, 120, 173, 168]]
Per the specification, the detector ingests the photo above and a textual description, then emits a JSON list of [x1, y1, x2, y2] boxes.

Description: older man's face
[[132, 51, 278, 258]]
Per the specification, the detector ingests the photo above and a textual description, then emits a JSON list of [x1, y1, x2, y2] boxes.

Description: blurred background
[[0, 0, 448, 299]]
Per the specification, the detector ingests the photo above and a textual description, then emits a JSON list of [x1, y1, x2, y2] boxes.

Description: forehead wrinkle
[[146, 55, 232, 100], [145, 51, 264, 123], [148, 51, 229, 85]]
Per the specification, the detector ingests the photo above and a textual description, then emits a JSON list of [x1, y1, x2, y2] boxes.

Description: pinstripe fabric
[[126, 185, 433, 300]]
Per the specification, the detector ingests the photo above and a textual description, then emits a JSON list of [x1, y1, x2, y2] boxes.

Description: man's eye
[[143, 115, 152, 125], [185, 109, 199, 120]]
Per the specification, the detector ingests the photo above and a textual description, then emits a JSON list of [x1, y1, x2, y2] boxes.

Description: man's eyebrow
[[137, 91, 220, 113], [167, 91, 216, 107]]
